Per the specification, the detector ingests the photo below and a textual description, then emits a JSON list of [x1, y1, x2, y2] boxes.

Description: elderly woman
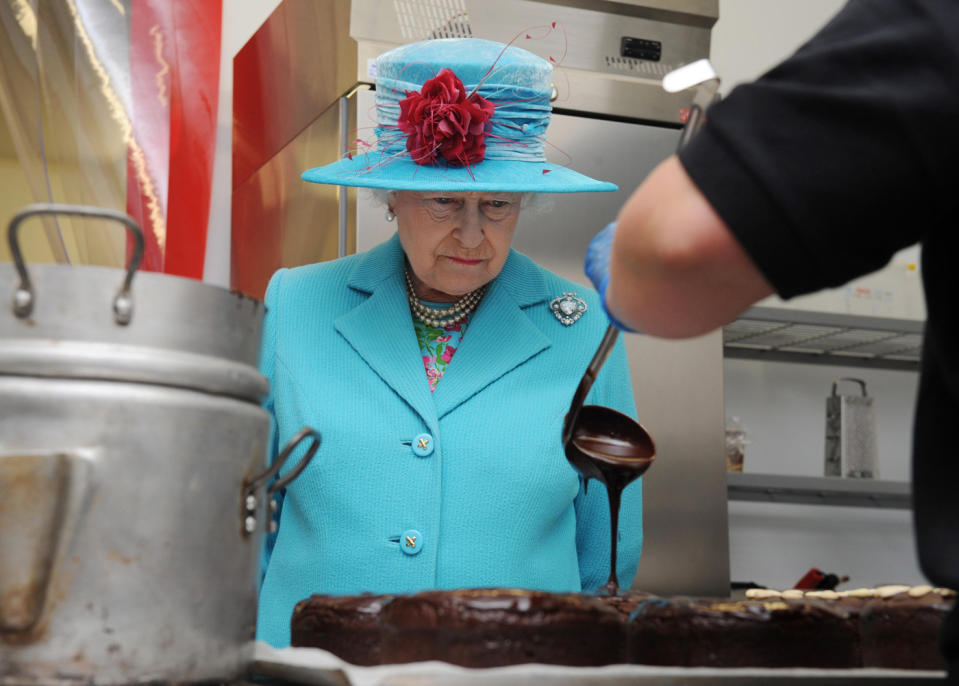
[[256, 37, 642, 647]]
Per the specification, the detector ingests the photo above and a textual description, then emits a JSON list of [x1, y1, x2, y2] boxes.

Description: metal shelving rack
[[727, 472, 911, 510], [723, 306, 924, 371], [722, 306, 920, 510]]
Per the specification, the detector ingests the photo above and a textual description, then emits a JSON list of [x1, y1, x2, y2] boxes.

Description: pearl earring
[[385, 208, 396, 222]]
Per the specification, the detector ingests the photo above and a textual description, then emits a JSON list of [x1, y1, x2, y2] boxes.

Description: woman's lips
[[446, 256, 484, 265]]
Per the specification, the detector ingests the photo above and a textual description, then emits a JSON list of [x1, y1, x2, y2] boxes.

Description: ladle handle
[[564, 68, 719, 446], [562, 325, 619, 445]]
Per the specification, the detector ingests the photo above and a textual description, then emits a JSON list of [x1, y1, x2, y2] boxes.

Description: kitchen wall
[[711, 0, 846, 97], [712, 0, 927, 590]]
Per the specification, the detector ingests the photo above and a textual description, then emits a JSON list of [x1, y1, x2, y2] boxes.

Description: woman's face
[[392, 191, 522, 300]]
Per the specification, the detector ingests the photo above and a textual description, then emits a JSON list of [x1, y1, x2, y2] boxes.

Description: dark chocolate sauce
[[564, 405, 656, 594]]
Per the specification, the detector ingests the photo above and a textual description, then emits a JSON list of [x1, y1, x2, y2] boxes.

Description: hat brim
[[301, 153, 617, 193]]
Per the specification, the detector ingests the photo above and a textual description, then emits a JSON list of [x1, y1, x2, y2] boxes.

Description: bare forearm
[[606, 156, 774, 338]]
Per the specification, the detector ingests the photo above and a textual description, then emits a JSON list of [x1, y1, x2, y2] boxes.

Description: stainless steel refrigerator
[[233, 0, 729, 597]]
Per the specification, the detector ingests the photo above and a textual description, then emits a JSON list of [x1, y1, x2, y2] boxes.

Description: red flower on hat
[[398, 68, 495, 167]]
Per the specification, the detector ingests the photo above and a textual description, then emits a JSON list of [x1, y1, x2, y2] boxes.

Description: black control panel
[[620, 36, 662, 62]]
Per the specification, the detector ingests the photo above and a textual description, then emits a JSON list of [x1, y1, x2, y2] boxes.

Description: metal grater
[[825, 378, 879, 478]]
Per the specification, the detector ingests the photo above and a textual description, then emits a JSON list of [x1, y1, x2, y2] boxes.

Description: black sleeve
[[678, 0, 959, 299]]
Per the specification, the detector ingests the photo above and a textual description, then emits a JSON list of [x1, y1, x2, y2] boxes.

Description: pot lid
[[1, 204, 268, 401]]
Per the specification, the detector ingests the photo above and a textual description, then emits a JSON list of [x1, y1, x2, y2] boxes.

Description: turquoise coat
[[256, 234, 643, 647]]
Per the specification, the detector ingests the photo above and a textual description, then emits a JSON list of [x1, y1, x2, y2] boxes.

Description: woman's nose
[[453, 205, 485, 248]]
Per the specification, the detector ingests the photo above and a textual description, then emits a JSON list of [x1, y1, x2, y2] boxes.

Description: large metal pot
[[0, 205, 317, 685]]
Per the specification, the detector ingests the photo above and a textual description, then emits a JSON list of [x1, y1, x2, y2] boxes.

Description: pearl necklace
[[404, 267, 487, 328]]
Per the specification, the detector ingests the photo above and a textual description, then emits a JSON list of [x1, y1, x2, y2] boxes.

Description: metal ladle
[[562, 60, 720, 592]]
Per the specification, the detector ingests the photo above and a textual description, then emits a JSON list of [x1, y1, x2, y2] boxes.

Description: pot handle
[[240, 426, 321, 537], [8, 203, 145, 325]]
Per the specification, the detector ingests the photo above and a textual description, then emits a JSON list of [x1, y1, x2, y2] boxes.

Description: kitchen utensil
[[0, 204, 318, 685], [562, 62, 720, 592], [563, 406, 656, 593], [825, 377, 879, 478]]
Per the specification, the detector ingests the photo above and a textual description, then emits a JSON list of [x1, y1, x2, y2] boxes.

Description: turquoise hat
[[301, 38, 617, 193]]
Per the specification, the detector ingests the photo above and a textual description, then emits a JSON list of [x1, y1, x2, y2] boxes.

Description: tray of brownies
[[253, 584, 952, 685]]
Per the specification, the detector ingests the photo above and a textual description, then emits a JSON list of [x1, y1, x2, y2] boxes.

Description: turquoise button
[[401, 529, 423, 556], [412, 433, 434, 457]]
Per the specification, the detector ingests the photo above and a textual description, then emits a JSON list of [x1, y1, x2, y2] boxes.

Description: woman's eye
[[488, 200, 509, 208], [432, 197, 455, 205]]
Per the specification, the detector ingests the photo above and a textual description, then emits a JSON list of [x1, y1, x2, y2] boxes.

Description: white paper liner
[[253, 642, 945, 686]]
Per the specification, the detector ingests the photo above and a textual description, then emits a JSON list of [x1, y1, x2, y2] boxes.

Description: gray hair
[[366, 189, 552, 214]]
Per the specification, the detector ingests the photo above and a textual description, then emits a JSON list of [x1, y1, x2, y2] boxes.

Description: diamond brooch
[[550, 292, 587, 326]]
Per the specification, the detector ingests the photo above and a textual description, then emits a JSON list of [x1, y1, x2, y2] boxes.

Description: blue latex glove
[[584, 221, 636, 332]]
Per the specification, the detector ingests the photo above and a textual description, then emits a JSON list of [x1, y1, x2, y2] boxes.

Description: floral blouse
[[412, 306, 472, 392]]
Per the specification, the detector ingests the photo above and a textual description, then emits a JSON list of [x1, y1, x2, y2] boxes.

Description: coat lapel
[[334, 235, 437, 429], [432, 250, 552, 419]]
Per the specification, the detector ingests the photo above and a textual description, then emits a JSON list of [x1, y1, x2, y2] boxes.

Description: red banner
[[128, 0, 222, 278]]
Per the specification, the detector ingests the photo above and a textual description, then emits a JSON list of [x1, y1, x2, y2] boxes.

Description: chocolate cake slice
[[859, 585, 955, 670], [628, 595, 861, 668], [744, 584, 956, 670], [290, 593, 393, 665], [379, 588, 626, 667]]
